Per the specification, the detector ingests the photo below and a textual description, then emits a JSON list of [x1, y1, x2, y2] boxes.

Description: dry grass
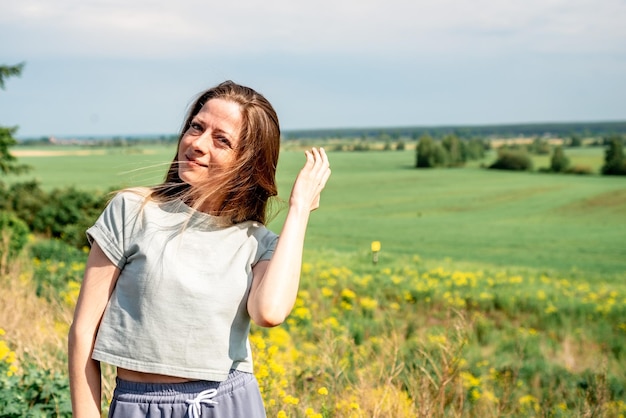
[[0, 256, 71, 371]]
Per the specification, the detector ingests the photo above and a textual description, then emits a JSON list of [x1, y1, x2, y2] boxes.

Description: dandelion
[[318, 387, 328, 396], [282, 395, 299, 405], [341, 288, 356, 301], [359, 297, 378, 311], [428, 334, 447, 346], [340, 301, 353, 311], [460, 371, 481, 389], [7, 364, 18, 377], [321, 287, 333, 297], [470, 388, 481, 401], [0, 341, 11, 361], [545, 304, 558, 314], [322, 316, 342, 331], [391, 275, 403, 285], [292, 307, 312, 321]]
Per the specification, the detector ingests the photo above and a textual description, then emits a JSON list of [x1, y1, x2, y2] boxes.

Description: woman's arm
[[68, 242, 121, 417], [248, 147, 331, 327]]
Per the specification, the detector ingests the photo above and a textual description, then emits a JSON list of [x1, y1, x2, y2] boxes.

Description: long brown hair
[[152, 81, 280, 225]]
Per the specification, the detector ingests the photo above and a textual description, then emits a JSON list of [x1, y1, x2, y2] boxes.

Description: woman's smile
[[177, 98, 242, 187]]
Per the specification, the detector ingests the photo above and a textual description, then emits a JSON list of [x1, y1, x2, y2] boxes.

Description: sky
[[1, 0, 625, 138]]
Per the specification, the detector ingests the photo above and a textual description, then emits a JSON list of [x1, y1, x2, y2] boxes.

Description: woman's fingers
[[290, 147, 331, 211]]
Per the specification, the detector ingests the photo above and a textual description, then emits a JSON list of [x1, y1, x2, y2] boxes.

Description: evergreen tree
[[550, 145, 570, 173], [441, 134, 464, 166], [0, 63, 30, 176], [415, 134, 436, 168], [601, 135, 626, 175]]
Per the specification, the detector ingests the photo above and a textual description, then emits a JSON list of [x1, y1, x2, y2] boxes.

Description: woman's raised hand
[[290, 147, 331, 212]]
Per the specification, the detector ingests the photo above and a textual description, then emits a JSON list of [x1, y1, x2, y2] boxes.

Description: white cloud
[[2, 0, 625, 58]]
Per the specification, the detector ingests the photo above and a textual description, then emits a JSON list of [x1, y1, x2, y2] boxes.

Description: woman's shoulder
[[110, 187, 151, 204], [239, 221, 279, 244], [102, 187, 152, 216]]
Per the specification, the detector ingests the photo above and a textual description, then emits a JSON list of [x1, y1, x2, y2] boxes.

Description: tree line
[[413, 133, 626, 176]]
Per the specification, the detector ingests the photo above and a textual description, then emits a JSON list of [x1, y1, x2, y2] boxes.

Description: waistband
[[113, 369, 253, 403]]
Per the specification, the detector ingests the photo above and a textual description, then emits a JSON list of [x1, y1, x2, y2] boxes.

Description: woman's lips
[[185, 156, 208, 167]]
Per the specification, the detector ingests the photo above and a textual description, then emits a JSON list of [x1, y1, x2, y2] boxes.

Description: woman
[[68, 81, 331, 417]]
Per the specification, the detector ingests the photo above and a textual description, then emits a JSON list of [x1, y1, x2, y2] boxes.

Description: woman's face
[[177, 98, 243, 187]]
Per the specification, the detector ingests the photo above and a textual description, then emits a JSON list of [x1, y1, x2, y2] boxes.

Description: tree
[[441, 134, 464, 166], [0, 62, 24, 89], [550, 145, 570, 173], [601, 135, 626, 175], [0, 62, 30, 176], [568, 134, 582, 147], [416, 134, 436, 168]]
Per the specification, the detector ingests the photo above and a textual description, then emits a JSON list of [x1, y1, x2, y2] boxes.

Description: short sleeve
[[86, 192, 141, 269], [255, 228, 279, 262]]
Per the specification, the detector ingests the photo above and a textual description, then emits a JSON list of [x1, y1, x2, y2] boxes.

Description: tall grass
[[2, 242, 625, 416]]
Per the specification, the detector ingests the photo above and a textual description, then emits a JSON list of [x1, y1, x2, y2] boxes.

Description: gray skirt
[[108, 370, 266, 418]]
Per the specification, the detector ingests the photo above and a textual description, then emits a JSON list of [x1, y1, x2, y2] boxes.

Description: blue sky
[[1, 0, 625, 138]]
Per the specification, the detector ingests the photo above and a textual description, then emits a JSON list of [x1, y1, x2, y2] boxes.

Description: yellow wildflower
[[282, 395, 299, 405]]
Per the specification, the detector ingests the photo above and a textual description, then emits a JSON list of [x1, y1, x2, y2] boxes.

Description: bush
[[601, 136, 626, 175], [488, 149, 533, 171], [4, 181, 47, 226], [565, 165, 594, 175], [550, 145, 570, 173], [0, 211, 29, 275], [0, 337, 71, 417], [30, 239, 87, 301], [32, 187, 108, 248]]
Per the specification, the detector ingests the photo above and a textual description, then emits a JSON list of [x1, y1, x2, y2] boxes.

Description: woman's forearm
[[248, 205, 310, 326], [248, 147, 330, 327], [68, 242, 121, 417], [68, 327, 102, 418]]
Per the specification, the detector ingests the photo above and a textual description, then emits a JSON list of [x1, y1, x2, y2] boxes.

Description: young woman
[[68, 81, 331, 418]]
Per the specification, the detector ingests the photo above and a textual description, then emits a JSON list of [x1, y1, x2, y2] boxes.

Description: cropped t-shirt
[[86, 190, 278, 381]]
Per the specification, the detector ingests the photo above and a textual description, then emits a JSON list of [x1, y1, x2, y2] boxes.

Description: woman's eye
[[189, 123, 202, 133], [217, 136, 232, 148]]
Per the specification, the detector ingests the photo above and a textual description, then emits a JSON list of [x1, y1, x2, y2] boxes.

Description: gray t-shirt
[[87, 190, 278, 381]]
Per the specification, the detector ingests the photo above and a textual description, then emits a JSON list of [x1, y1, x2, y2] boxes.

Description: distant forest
[[283, 121, 626, 141], [16, 120, 626, 145]]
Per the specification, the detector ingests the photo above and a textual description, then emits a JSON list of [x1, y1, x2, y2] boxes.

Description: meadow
[[2, 143, 626, 416], [10, 144, 626, 277]]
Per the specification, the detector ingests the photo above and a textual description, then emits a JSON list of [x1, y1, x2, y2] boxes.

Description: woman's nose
[[190, 133, 211, 154]]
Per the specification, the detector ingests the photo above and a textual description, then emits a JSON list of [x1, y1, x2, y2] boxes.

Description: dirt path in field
[[12, 149, 109, 157], [13, 149, 157, 157]]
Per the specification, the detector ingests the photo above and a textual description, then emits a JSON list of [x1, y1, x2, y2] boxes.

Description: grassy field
[[3, 144, 626, 416], [9, 145, 626, 277]]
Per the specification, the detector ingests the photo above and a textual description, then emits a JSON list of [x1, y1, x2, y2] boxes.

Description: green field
[[9, 145, 626, 277]]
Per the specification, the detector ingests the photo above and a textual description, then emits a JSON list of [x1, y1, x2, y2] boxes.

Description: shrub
[[0, 211, 29, 275], [30, 239, 87, 301], [32, 187, 108, 248], [416, 134, 436, 168], [489, 149, 533, 171], [550, 145, 570, 173], [0, 333, 71, 417], [4, 181, 47, 226], [565, 165, 594, 175], [601, 136, 626, 175]]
